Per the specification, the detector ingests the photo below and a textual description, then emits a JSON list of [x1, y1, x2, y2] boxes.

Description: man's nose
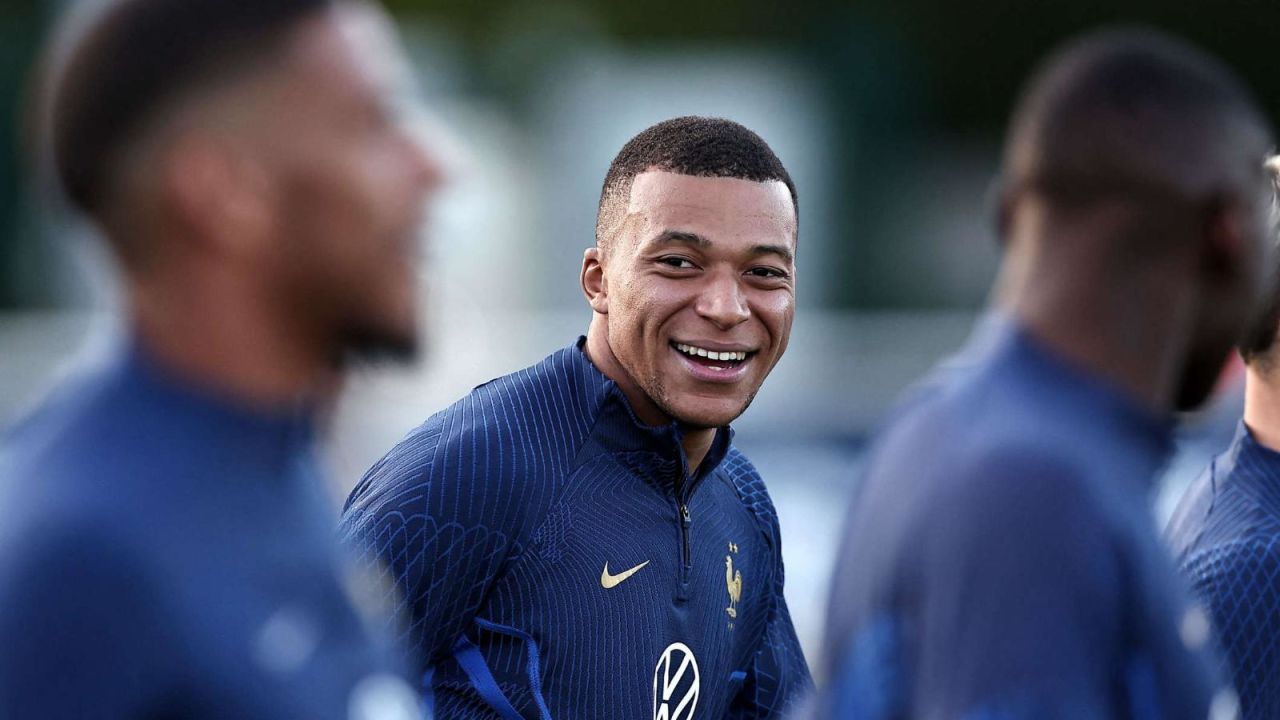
[[695, 271, 750, 330]]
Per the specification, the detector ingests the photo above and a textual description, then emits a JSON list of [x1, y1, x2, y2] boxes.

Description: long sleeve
[[339, 419, 521, 680], [1182, 539, 1280, 720], [727, 488, 813, 719]]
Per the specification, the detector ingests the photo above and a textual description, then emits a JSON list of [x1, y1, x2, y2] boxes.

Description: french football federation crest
[[725, 545, 742, 620], [653, 642, 699, 720]]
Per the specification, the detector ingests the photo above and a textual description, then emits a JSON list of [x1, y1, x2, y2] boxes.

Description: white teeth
[[674, 343, 749, 362]]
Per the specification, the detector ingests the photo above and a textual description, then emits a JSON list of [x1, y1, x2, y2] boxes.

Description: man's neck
[[1244, 363, 1280, 452], [994, 225, 1194, 417], [680, 426, 717, 476], [129, 272, 335, 411]]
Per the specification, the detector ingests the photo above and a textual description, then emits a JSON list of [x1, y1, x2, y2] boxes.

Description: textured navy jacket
[[340, 339, 812, 719], [0, 341, 410, 719], [811, 315, 1221, 719], [1167, 422, 1280, 719]]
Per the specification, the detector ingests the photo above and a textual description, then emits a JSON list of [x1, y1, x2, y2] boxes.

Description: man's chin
[[663, 396, 753, 431]]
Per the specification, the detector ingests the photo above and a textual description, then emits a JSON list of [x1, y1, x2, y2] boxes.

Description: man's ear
[[581, 246, 608, 313], [164, 132, 272, 258]]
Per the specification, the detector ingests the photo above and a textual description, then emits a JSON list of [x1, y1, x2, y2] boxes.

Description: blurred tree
[[1, 1, 45, 308], [5, 0, 1279, 308]]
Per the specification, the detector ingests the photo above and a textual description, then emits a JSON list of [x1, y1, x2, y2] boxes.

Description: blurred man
[[0, 0, 440, 717], [809, 29, 1273, 718], [341, 116, 812, 718], [1166, 160, 1280, 720]]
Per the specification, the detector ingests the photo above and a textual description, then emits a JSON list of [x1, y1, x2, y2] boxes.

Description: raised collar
[[973, 312, 1176, 478], [1219, 421, 1280, 513], [561, 337, 734, 486], [112, 334, 318, 463]]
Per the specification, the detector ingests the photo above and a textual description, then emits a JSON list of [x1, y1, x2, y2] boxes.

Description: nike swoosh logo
[[601, 560, 650, 589]]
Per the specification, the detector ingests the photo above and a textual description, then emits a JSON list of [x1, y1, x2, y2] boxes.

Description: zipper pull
[[680, 504, 692, 570]]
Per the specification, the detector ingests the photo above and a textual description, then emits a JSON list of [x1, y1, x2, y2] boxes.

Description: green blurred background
[[6, 0, 1280, 311]]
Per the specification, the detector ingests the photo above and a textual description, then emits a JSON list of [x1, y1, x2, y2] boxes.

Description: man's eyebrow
[[644, 231, 794, 264], [751, 244, 794, 265], [645, 230, 710, 248]]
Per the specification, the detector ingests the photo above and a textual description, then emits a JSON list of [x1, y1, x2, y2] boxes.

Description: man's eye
[[660, 257, 696, 269], [748, 267, 787, 279]]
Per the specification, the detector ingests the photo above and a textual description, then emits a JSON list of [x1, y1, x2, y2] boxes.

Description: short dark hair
[[1000, 27, 1271, 227], [595, 116, 797, 249], [45, 0, 335, 219], [1239, 157, 1280, 365]]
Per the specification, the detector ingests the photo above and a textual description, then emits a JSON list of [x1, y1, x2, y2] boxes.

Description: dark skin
[[993, 182, 1269, 416], [581, 170, 797, 472]]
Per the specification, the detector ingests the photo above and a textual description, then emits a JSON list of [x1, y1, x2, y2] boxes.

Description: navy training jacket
[[340, 338, 812, 719]]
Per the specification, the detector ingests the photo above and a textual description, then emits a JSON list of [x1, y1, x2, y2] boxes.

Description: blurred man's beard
[[335, 320, 421, 369], [1175, 343, 1231, 412], [1238, 288, 1280, 362]]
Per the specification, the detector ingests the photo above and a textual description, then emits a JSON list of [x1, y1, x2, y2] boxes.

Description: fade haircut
[[1239, 156, 1280, 366], [44, 0, 335, 223], [1000, 27, 1271, 234], [595, 116, 797, 253]]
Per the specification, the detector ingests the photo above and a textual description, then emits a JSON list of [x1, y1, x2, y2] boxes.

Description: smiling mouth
[[671, 341, 755, 370]]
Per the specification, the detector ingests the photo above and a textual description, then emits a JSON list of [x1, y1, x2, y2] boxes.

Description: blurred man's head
[[997, 28, 1274, 411], [582, 116, 798, 429], [1237, 157, 1280, 372], [44, 0, 441, 362]]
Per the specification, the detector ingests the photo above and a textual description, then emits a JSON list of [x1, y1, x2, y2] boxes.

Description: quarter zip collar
[[563, 337, 734, 490], [1218, 421, 1280, 515], [114, 334, 318, 479], [973, 312, 1176, 490]]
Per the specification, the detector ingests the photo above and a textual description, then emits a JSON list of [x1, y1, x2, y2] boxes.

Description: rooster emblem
[[725, 555, 742, 619]]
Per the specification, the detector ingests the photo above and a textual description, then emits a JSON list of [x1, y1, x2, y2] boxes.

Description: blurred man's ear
[[581, 246, 608, 314], [164, 131, 273, 259], [1199, 193, 1251, 282]]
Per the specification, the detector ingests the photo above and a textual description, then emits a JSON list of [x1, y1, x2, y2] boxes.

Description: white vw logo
[[653, 642, 700, 720]]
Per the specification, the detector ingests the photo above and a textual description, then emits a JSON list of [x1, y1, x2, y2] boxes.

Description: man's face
[[1179, 173, 1275, 410], [601, 171, 797, 428], [253, 2, 440, 360]]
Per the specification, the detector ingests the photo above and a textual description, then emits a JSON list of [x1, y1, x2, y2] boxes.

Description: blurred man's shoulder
[[866, 384, 1091, 536], [0, 468, 155, 606], [1, 365, 128, 493]]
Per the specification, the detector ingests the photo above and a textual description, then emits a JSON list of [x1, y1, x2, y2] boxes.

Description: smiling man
[[340, 116, 812, 718]]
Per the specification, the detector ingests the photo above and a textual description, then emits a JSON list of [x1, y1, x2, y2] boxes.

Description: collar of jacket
[[564, 336, 734, 487]]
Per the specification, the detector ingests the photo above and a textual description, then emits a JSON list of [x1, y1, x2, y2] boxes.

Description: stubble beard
[[641, 369, 759, 431], [333, 319, 421, 371]]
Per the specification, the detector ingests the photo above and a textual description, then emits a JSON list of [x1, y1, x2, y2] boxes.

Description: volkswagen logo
[[653, 642, 700, 720]]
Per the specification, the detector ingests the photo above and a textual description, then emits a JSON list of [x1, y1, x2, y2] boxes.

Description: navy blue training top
[[1167, 422, 1280, 719], [811, 315, 1221, 719], [0, 341, 415, 719], [339, 338, 812, 719]]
